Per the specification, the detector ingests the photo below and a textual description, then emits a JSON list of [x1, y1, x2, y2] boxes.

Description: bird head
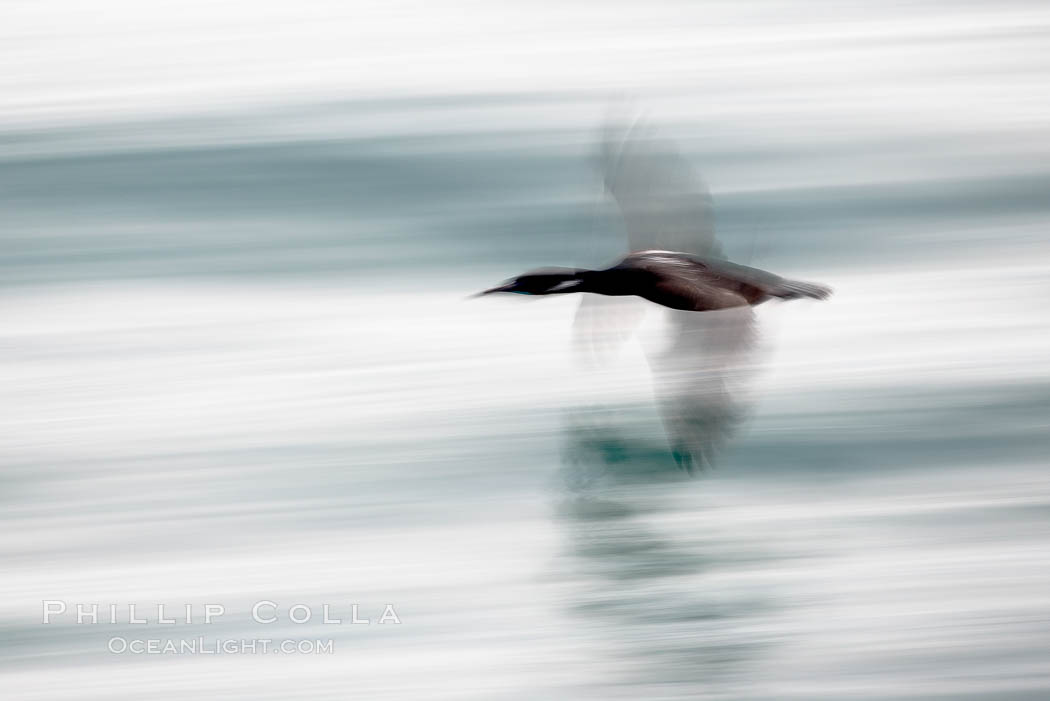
[[476, 268, 584, 297]]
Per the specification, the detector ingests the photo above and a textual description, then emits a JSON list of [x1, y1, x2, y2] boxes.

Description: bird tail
[[775, 278, 832, 300]]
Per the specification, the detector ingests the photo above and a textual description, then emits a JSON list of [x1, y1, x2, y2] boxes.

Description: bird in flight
[[476, 249, 829, 310], [479, 118, 830, 473]]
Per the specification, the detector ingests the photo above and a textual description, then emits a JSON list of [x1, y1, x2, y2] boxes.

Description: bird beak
[[471, 283, 515, 297]]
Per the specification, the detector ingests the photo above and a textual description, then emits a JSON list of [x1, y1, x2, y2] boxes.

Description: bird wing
[[647, 305, 757, 474], [601, 120, 724, 259], [573, 119, 730, 364], [574, 121, 756, 474], [572, 294, 648, 368]]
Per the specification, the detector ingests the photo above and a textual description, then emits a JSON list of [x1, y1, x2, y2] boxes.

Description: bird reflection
[[557, 415, 776, 697]]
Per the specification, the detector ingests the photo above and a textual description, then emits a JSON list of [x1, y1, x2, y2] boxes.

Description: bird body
[[480, 249, 830, 313]]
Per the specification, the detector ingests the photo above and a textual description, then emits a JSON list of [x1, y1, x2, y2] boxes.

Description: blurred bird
[[480, 118, 830, 473], [475, 250, 830, 311]]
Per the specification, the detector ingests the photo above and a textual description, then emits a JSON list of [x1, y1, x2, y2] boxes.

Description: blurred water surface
[[3, 2, 1050, 698]]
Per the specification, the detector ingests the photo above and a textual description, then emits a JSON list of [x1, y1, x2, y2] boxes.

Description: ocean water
[[4, 3, 1050, 698]]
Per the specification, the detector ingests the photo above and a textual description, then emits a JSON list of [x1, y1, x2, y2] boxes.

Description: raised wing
[[601, 120, 724, 259]]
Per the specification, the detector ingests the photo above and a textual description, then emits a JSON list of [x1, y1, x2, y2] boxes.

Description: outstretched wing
[[601, 119, 724, 259], [648, 306, 757, 474], [574, 120, 729, 363], [576, 118, 756, 475]]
